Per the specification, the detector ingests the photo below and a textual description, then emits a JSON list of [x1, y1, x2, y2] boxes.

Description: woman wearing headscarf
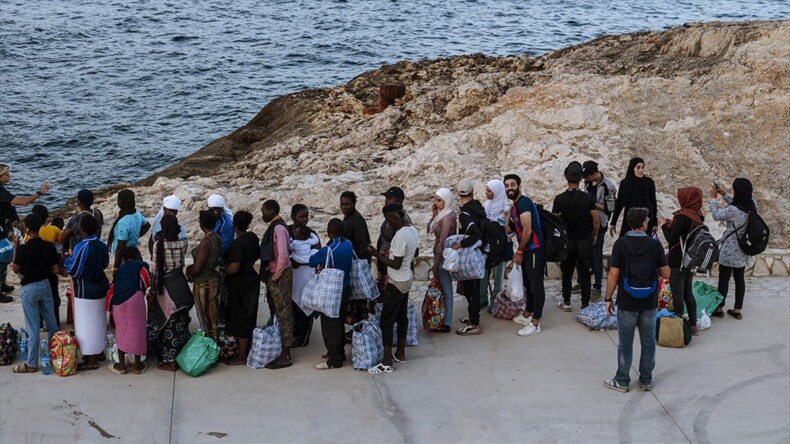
[[223, 211, 261, 365], [65, 214, 110, 371], [108, 246, 150, 374], [149, 214, 193, 371], [710, 178, 755, 320], [149, 195, 187, 244], [186, 211, 221, 339], [207, 194, 234, 256], [108, 189, 151, 272], [480, 179, 510, 312], [609, 158, 658, 237], [288, 204, 321, 347], [658, 187, 704, 334], [427, 188, 457, 332]]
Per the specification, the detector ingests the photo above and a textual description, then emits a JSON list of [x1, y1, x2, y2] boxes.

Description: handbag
[[247, 319, 282, 369], [421, 277, 446, 330], [301, 247, 345, 318], [350, 251, 379, 301], [216, 323, 239, 362], [656, 316, 692, 348], [176, 329, 220, 377], [492, 290, 526, 320], [351, 320, 384, 370]]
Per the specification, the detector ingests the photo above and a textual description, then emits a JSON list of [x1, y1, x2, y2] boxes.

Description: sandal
[[266, 356, 293, 370], [13, 363, 38, 373], [367, 363, 393, 374], [315, 361, 340, 370], [711, 310, 725, 318], [134, 362, 147, 375], [391, 353, 406, 363], [107, 364, 127, 375], [77, 362, 99, 371], [727, 309, 743, 320]]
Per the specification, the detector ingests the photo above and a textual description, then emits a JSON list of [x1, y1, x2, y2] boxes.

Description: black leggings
[[462, 279, 482, 326], [670, 268, 696, 327], [717, 265, 746, 310]]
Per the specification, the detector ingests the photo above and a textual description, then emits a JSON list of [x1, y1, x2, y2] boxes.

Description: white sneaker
[[517, 323, 541, 336], [512, 313, 532, 326]]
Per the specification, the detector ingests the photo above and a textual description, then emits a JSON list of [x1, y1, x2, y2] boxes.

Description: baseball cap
[[381, 186, 405, 200], [456, 179, 474, 196], [582, 161, 599, 177]]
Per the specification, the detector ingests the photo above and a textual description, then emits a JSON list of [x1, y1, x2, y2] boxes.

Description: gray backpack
[[680, 225, 719, 273]]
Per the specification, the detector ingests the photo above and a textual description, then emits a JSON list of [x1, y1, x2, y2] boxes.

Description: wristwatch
[[36, 191, 42, 196]]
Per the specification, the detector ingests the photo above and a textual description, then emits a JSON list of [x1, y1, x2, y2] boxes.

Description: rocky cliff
[[96, 20, 789, 251]]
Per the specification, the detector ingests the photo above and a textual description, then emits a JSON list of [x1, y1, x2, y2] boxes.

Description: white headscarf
[[429, 188, 455, 233], [151, 195, 183, 236], [483, 179, 507, 222], [207, 194, 233, 219]]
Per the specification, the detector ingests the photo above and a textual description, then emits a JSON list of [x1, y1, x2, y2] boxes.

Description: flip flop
[[13, 363, 38, 374], [391, 353, 406, 363], [77, 362, 99, 371], [368, 363, 393, 374], [107, 364, 126, 375]]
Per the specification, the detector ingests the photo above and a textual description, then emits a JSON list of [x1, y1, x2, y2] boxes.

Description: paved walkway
[[1, 277, 788, 443]]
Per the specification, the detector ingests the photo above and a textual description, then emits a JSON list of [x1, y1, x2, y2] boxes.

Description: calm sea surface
[[1, 0, 787, 208]]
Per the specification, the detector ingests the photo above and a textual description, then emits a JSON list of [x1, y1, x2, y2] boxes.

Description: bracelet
[[516, 250, 523, 254], [36, 191, 42, 196], [605, 299, 613, 302]]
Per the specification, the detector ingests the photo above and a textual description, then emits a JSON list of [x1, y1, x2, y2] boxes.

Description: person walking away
[[288, 204, 321, 347], [710, 178, 755, 320], [505, 174, 546, 336], [609, 158, 658, 238], [149, 214, 193, 371], [260, 199, 294, 369], [427, 188, 457, 332], [367, 204, 419, 372], [553, 162, 598, 311], [658, 187, 704, 334], [66, 214, 110, 371], [108, 189, 150, 273], [223, 211, 260, 365], [310, 218, 353, 370], [480, 179, 510, 312], [108, 247, 150, 375], [603, 208, 669, 393], [10, 214, 59, 373], [453, 180, 486, 336], [0, 163, 49, 303], [582, 161, 617, 300], [186, 211, 221, 339]]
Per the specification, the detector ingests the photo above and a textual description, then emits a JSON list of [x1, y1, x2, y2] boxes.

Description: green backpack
[[176, 330, 219, 377]]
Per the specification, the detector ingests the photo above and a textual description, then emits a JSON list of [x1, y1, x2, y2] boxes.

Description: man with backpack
[[553, 162, 599, 312], [504, 174, 545, 337], [604, 208, 670, 393], [582, 161, 617, 300], [453, 179, 487, 336]]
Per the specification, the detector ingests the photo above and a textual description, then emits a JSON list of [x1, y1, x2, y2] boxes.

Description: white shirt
[[387, 225, 419, 285]]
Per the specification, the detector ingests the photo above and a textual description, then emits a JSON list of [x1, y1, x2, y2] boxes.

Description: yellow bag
[[656, 317, 691, 348]]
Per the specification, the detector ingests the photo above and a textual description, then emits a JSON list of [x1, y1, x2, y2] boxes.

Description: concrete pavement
[[1, 276, 788, 443]]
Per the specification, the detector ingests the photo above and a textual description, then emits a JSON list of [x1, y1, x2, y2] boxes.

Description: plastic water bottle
[[105, 332, 116, 363], [18, 327, 28, 361], [40, 340, 52, 375]]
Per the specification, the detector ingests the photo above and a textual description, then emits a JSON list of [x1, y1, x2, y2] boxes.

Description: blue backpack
[[622, 238, 658, 299]]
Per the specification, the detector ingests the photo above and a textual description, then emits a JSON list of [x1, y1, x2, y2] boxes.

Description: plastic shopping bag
[[506, 265, 524, 301]]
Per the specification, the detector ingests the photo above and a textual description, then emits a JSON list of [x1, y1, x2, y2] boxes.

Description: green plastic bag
[[690, 281, 725, 319], [176, 330, 219, 377]]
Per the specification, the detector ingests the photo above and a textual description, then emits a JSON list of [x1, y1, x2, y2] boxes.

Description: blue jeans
[[615, 308, 656, 386], [437, 258, 454, 327], [21, 280, 58, 367], [592, 227, 607, 290]]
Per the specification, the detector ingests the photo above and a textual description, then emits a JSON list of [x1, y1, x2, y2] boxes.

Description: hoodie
[[458, 199, 486, 248]]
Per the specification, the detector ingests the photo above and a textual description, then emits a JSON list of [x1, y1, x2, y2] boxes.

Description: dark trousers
[[380, 283, 409, 346], [292, 301, 314, 347], [561, 238, 593, 305], [0, 262, 7, 288], [718, 265, 746, 310], [462, 279, 482, 325], [670, 268, 696, 326], [592, 227, 607, 290], [320, 287, 351, 367], [522, 247, 546, 320]]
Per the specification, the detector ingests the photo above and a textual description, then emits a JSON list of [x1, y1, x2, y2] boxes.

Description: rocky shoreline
[[77, 20, 788, 258]]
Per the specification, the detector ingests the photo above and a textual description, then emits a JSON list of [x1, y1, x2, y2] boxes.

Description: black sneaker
[[0, 294, 12, 303]]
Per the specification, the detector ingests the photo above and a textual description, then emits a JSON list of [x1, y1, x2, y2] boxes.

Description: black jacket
[[458, 199, 486, 248]]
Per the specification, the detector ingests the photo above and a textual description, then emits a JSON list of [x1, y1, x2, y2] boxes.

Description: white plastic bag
[[698, 309, 712, 331], [506, 265, 525, 301], [442, 248, 460, 272]]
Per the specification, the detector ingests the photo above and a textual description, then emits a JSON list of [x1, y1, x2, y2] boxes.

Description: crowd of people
[[0, 160, 758, 388]]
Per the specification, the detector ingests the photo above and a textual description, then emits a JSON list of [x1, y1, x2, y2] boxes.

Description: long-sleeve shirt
[[268, 224, 291, 277], [660, 214, 694, 269], [309, 238, 353, 288], [429, 212, 457, 258], [343, 210, 371, 259], [710, 194, 752, 268]]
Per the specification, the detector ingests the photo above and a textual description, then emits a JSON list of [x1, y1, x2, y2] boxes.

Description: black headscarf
[[107, 189, 137, 246], [619, 157, 654, 206], [731, 178, 755, 213]]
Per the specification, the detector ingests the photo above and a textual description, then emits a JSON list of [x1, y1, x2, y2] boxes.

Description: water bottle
[[41, 340, 52, 375], [105, 332, 116, 363], [18, 327, 28, 361]]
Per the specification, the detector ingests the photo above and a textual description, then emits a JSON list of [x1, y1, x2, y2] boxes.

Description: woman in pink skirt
[[108, 247, 150, 374]]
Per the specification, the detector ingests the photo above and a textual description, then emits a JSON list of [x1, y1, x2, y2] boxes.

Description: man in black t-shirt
[[603, 208, 669, 393], [10, 214, 60, 373], [552, 162, 598, 311]]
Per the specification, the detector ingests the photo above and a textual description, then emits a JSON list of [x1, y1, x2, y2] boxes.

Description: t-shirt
[[610, 233, 667, 312], [387, 225, 419, 292], [552, 189, 597, 240], [228, 231, 260, 275], [13, 237, 60, 285], [65, 209, 104, 251], [0, 185, 16, 240], [112, 211, 148, 252], [510, 195, 542, 250]]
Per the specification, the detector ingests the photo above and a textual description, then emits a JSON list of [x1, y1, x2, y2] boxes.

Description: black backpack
[[462, 211, 508, 269], [737, 210, 770, 256], [622, 237, 658, 299], [537, 206, 567, 262], [680, 225, 719, 273]]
